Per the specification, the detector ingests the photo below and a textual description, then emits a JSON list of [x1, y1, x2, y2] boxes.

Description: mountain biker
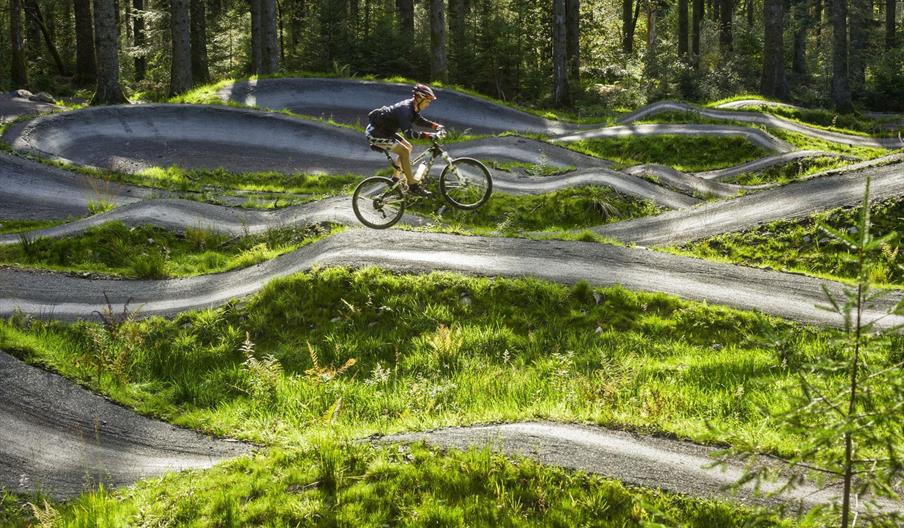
[[366, 83, 446, 197]]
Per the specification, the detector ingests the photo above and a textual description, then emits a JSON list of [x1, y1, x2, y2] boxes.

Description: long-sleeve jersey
[[367, 98, 439, 139]]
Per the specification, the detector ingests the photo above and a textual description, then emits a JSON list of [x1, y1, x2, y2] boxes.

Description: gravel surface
[[621, 101, 904, 149], [217, 77, 577, 135], [598, 156, 904, 246], [380, 421, 903, 513], [694, 150, 857, 181], [2, 105, 606, 176], [2, 229, 902, 328], [0, 152, 156, 220], [0, 94, 60, 124], [0, 350, 250, 500], [555, 123, 794, 153]]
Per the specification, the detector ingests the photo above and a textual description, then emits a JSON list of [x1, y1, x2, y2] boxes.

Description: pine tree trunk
[[249, 0, 262, 73], [761, 0, 787, 98], [719, 0, 733, 55], [849, 0, 867, 93], [62, 0, 74, 68], [134, 0, 146, 81], [792, 0, 808, 75], [553, 0, 568, 105], [831, 0, 852, 111], [397, 0, 413, 42], [24, 0, 68, 74], [746, 0, 754, 27], [169, 0, 192, 95], [91, 0, 128, 104], [10, 0, 29, 87], [430, 0, 447, 81], [23, 0, 41, 64], [679, 0, 689, 58], [190, 0, 210, 83], [647, 6, 656, 48], [692, 0, 703, 65], [73, 0, 96, 85], [261, 0, 279, 73], [566, 0, 579, 80], [815, 0, 822, 37], [448, 0, 465, 70], [887, 0, 896, 49], [622, 0, 640, 54], [290, 0, 303, 48]]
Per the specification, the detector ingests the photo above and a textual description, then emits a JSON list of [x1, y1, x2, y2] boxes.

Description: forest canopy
[[3, 0, 903, 111]]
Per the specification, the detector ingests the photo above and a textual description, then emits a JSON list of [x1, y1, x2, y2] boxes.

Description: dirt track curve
[[3, 229, 903, 329], [382, 422, 902, 513], [0, 350, 249, 500], [598, 154, 904, 246]]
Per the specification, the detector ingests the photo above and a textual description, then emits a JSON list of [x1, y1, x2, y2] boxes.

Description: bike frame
[[381, 140, 455, 192]]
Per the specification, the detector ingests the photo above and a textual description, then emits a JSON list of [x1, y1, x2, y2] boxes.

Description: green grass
[[6, 441, 798, 528], [0, 222, 336, 279], [0, 219, 64, 235], [638, 110, 893, 159], [4, 444, 805, 527], [735, 103, 904, 137], [3, 267, 889, 454], [728, 156, 850, 186], [409, 186, 660, 233], [3, 268, 899, 525], [673, 198, 904, 288], [484, 160, 577, 177], [136, 166, 360, 198], [565, 135, 768, 172]]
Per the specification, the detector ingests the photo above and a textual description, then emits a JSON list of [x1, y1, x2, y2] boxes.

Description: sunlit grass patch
[[484, 160, 577, 177], [408, 186, 660, 233], [0, 219, 64, 235], [0, 221, 338, 278], [136, 165, 360, 198], [728, 156, 850, 186], [671, 198, 904, 288], [565, 135, 767, 172], [0, 266, 869, 458], [18, 441, 796, 528]]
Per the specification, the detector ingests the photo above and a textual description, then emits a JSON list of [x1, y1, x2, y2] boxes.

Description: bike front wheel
[[352, 176, 406, 229], [439, 157, 493, 210]]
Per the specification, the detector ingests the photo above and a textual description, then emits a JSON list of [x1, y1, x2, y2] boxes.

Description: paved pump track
[[3, 229, 903, 329], [0, 350, 249, 500], [3, 80, 904, 514], [381, 422, 902, 513], [217, 77, 903, 150]]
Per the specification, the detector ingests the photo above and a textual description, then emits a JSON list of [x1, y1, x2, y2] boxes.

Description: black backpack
[[368, 106, 390, 127]]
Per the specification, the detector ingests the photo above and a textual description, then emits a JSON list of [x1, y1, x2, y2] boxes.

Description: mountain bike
[[352, 133, 493, 229]]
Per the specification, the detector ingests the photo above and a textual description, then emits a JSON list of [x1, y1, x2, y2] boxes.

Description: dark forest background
[[3, 0, 903, 111]]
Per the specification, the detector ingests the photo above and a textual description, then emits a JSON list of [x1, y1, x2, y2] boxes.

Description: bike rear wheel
[[439, 158, 492, 210], [352, 176, 406, 229]]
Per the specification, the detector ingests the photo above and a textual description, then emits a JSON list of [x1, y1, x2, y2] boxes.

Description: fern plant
[[240, 332, 283, 401]]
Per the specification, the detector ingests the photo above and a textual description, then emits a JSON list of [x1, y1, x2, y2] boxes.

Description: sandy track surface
[[0, 350, 249, 500]]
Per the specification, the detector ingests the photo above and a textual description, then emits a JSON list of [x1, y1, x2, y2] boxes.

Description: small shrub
[[130, 251, 168, 279]]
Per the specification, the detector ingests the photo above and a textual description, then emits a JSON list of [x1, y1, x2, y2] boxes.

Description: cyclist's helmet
[[412, 83, 437, 101]]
